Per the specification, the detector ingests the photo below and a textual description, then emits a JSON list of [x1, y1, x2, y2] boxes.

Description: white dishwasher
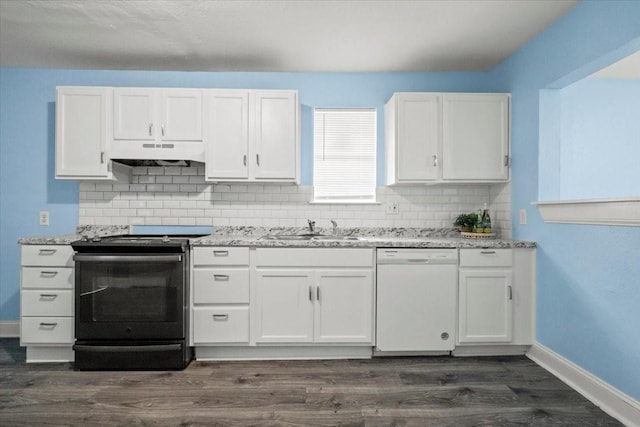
[[376, 248, 458, 354]]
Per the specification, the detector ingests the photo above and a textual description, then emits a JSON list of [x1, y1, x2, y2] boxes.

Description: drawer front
[[193, 268, 249, 304], [193, 247, 249, 266], [21, 317, 74, 344], [21, 245, 74, 267], [21, 290, 73, 316], [256, 248, 374, 267], [192, 306, 249, 344], [460, 249, 513, 267], [22, 267, 73, 290]]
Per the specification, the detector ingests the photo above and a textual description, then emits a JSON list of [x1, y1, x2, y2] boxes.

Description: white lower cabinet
[[455, 247, 535, 355], [20, 245, 75, 362], [255, 248, 375, 345], [191, 247, 250, 345], [458, 269, 513, 343]]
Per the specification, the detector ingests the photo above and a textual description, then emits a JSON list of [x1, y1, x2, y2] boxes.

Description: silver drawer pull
[[480, 250, 497, 254], [212, 314, 229, 321], [38, 249, 57, 255], [408, 259, 428, 263], [39, 322, 58, 327], [214, 274, 229, 281], [39, 294, 58, 299], [213, 250, 229, 256], [161, 143, 174, 148], [40, 271, 58, 277]]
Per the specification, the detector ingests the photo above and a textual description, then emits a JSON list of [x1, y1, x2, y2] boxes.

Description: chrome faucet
[[307, 219, 316, 234], [330, 219, 338, 235]]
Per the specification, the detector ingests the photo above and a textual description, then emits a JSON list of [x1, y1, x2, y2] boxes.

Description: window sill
[[309, 200, 381, 205], [533, 197, 640, 227]]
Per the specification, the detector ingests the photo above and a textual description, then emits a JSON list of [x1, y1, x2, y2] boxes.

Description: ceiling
[[0, 0, 581, 72]]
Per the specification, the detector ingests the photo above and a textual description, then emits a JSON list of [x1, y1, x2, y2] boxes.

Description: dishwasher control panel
[[377, 248, 457, 264]]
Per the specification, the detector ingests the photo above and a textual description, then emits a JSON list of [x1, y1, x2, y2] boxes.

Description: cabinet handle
[[480, 250, 496, 254], [40, 294, 58, 299], [432, 155, 438, 167], [40, 271, 58, 277], [508, 285, 513, 300], [212, 314, 229, 321], [213, 274, 229, 281], [149, 123, 153, 136], [38, 249, 57, 256], [309, 286, 313, 302], [39, 322, 58, 327], [100, 152, 105, 164], [213, 250, 229, 257], [256, 154, 260, 167], [316, 286, 320, 302], [161, 124, 165, 137], [504, 155, 510, 167], [243, 155, 247, 166]]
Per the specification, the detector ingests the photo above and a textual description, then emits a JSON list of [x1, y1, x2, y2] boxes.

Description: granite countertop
[[17, 225, 130, 245], [18, 226, 535, 248], [192, 227, 536, 249]]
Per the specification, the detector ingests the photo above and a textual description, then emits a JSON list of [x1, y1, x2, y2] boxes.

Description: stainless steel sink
[[260, 234, 360, 241]]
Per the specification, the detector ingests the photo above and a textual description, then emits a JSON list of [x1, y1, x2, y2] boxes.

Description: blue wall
[[539, 78, 640, 200], [0, 69, 488, 321], [487, 0, 640, 399]]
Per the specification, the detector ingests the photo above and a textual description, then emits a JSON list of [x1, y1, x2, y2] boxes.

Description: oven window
[[77, 258, 181, 323]]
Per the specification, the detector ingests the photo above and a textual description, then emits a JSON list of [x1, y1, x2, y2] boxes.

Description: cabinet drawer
[[193, 268, 249, 303], [21, 245, 74, 267], [22, 267, 73, 289], [192, 306, 249, 344], [21, 317, 74, 344], [460, 249, 513, 267], [256, 248, 374, 267], [193, 247, 249, 266], [21, 290, 73, 317]]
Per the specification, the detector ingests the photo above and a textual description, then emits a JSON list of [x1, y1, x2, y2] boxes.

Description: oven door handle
[[73, 255, 183, 263], [79, 287, 108, 297], [73, 344, 182, 353]]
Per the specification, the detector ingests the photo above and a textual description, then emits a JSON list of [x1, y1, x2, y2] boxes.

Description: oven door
[[74, 253, 186, 340]]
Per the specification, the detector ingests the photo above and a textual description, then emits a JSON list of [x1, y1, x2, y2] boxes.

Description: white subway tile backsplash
[[79, 168, 512, 236]]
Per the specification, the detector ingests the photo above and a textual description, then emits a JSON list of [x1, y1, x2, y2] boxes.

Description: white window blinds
[[313, 109, 377, 202]]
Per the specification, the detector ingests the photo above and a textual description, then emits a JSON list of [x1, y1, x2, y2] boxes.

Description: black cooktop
[[72, 234, 206, 252]]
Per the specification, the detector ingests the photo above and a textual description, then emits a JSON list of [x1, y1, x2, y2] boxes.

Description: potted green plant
[[454, 213, 478, 232]]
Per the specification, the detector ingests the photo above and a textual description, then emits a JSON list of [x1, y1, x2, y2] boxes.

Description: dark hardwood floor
[[0, 338, 622, 426]]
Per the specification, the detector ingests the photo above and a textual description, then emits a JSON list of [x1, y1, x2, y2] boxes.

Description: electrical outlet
[[519, 209, 527, 225], [386, 202, 400, 215], [39, 211, 50, 226]]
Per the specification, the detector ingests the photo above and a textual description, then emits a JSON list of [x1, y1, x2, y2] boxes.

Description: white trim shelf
[[534, 198, 640, 227]]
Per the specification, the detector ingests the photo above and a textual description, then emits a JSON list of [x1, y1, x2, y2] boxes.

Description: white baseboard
[[527, 343, 640, 427], [0, 321, 20, 338]]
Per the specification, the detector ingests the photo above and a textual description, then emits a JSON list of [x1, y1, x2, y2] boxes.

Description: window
[[313, 108, 377, 203]]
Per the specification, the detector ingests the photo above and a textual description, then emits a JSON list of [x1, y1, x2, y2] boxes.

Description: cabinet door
[[255, 269, 314, 343], [252, 91, 298, 180], [56, 87, 111, 178], [377, 264, 456, 352], [442, 94, 509, 180], [113, 88, 157, 140], [314, 270, 373, 344], [162, 89, 202, 141], [458, 269, 513, 343], [396, 93, 440, 182], [204, 90, 250, 180]]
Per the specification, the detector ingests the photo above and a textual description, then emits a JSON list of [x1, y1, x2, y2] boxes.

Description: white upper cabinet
[[55, 87, 129, 181], [385, 93, 440, 184], [204, 90, 250, 180], [112, 88, 204, 161], [442, 93, 510, 181], [385, 92, 510, 184], [253, 91, 298, 181], [204, 89, 299, 182]]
